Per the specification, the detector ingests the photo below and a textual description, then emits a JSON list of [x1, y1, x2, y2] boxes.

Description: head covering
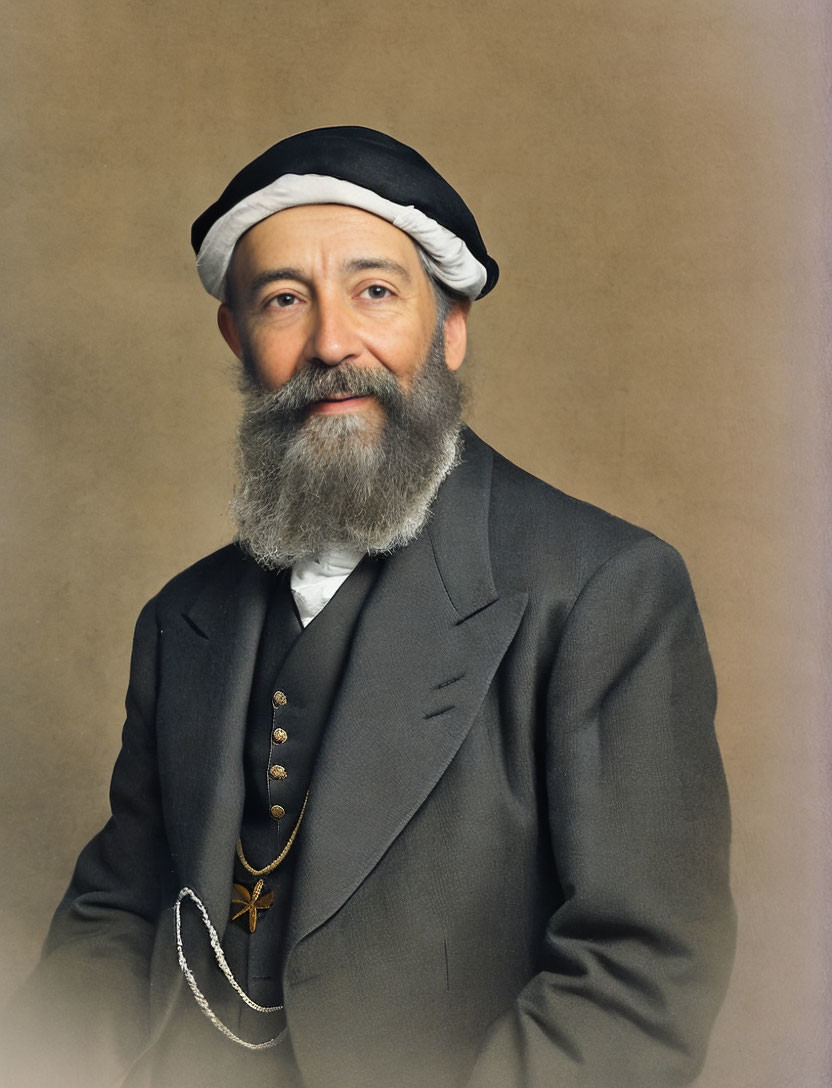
[[191, 126, 499, 302]]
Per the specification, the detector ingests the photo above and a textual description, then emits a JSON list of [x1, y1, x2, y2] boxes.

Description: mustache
[[242, 360, 406, 422]]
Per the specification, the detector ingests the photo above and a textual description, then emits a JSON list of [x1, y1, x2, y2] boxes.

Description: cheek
[[246, 330, 303, 383], [371, 326, 434, 384]]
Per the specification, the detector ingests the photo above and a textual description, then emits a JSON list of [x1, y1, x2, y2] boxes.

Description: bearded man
[[6, 127, 735, 1088]]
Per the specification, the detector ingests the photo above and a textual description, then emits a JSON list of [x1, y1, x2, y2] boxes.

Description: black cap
[[192, 126, 499, 301]]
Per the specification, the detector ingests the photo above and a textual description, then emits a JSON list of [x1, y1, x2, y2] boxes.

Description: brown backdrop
[[2, 2, 829, 1085]]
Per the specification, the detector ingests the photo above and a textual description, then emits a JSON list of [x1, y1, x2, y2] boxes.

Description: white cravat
[[290, 547, 364, 626]]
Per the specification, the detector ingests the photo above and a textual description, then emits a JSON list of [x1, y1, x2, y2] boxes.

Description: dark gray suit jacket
[[11, 429, 735, 1087]]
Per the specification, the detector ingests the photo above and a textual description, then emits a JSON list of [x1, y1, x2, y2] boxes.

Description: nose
[[305, 294, 362, 367]]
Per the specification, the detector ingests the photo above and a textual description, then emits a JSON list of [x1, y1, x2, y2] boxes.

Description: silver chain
[[175, 886, 284, 1050]]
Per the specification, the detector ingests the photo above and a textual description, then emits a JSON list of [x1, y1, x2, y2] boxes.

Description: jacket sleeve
[[4, 596, 171, 1087], [465, 536, 736, 1087]]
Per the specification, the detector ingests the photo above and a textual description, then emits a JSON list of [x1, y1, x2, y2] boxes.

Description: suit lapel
[[287, 431, 528, 951], [157, 549, 273, 929]]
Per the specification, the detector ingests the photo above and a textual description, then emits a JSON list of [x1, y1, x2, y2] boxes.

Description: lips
[[308, 393, 374, 415]]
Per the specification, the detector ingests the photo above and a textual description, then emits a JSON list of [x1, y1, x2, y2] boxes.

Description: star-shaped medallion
[[231, 879, 274, 933]]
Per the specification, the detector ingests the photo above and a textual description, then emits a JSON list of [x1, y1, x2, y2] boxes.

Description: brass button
[[272, 690, 287, 708], [273, 727, 288, 744], [270, 804, 285, 820], [269, 764, 287, 780]]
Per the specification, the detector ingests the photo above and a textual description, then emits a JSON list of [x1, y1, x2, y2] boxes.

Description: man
[[7, 126, 735, 1088]]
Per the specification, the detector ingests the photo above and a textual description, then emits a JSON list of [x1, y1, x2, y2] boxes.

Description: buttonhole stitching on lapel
[[434, 674, 464, 691], [424, 705, 455, 721]]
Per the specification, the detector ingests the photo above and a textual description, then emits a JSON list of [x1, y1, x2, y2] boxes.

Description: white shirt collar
[[289, 548, 364, 627]]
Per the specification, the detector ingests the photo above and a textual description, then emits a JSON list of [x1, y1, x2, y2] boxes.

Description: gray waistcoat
[[224, 557, 381, 1008]]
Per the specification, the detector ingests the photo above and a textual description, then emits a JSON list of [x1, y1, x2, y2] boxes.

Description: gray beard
[[230, 326, 464, 570]]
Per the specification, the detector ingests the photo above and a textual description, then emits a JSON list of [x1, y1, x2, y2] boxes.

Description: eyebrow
[[245, 267, 305, 300], [243, 257, 413, 302], [343, 257, 412, 283]]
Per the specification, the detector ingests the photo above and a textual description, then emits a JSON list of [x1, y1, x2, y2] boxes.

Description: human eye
[[359, 283, 394, 300], [266, 291, 301, 309]]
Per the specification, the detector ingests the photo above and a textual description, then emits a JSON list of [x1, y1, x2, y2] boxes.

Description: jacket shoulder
[[483, 439, 682, 594], [145, 542, 255, 617]]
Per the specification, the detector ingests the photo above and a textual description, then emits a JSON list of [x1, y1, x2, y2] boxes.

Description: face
[[218, 204, 469, 425]]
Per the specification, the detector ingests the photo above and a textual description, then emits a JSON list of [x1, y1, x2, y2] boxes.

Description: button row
[[270, 692, 289, 821]]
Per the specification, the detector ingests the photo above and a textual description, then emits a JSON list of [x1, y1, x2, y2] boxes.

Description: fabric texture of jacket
[[8, 429, 736, 1087]]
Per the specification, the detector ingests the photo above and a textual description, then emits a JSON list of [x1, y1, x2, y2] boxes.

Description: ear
[[217, 303, 243, 360], [443, 300, 471, 372]]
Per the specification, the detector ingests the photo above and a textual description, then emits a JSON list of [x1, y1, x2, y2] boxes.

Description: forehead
[[229, 203, 425, 277]]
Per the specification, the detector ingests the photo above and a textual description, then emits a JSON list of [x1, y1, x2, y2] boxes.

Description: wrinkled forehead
[[227, 203, 429, 278]]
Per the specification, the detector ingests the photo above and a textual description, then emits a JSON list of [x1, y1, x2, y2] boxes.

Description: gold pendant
[[231, 879, 274, 933]]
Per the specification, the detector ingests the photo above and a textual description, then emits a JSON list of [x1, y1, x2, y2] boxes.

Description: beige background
[[2, 2, 829, 1085]]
